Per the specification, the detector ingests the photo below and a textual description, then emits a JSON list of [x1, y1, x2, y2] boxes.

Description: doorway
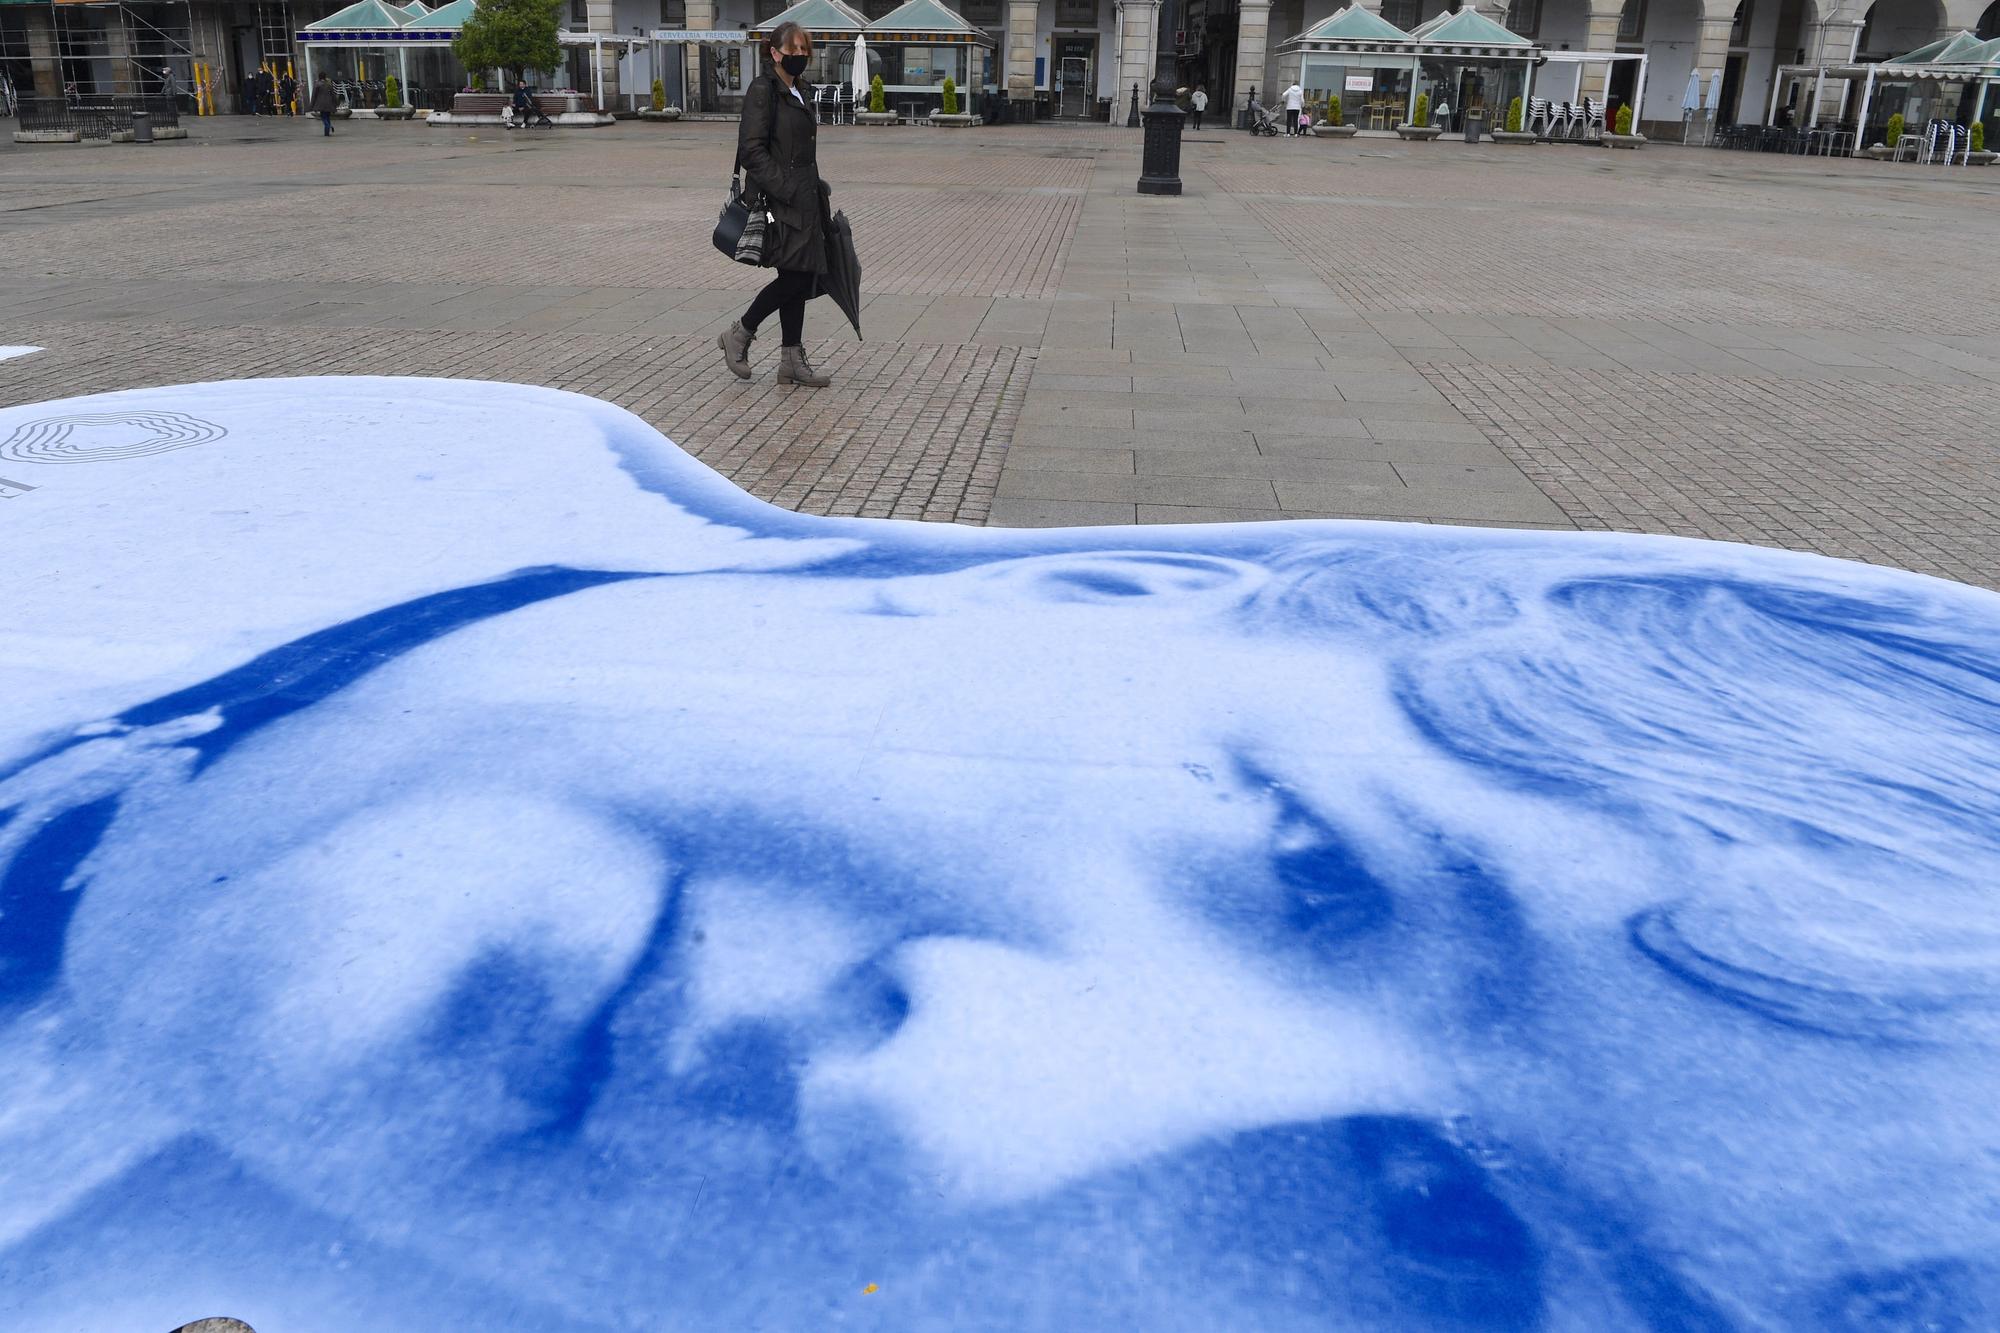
[[1054, 34, 1095, 118], [1720, 52, 1744, 122]]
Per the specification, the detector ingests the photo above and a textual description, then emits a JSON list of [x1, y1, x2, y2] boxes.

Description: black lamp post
[[1137, 74, 1185, 196]]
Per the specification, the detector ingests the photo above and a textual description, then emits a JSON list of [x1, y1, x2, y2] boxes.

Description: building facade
[[5, 0, 1993, 124]]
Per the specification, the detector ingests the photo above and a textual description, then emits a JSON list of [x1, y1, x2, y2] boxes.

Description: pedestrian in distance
[[717, 20, 838, 389], [1282, 81, 1305, 136], [1190, 84, 1207, 131], [279, 71, 297, 115], [309, 78, 337, 135]]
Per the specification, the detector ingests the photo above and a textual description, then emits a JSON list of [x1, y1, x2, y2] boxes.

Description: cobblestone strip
[[0, 322, 1025, 523], [1422, 361, 2000, 591]]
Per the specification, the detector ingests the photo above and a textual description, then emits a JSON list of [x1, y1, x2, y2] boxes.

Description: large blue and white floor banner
[[2, 377, 1997, 1332]]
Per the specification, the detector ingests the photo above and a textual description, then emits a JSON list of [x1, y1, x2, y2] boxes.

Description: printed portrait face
[[4, 379, 1999, 1332]]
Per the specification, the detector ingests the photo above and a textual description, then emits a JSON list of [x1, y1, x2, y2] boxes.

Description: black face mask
[[780, 53, 809, 78]]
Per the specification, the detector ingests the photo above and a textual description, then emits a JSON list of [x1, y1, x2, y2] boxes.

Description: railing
[[17, 96, 181, 137]]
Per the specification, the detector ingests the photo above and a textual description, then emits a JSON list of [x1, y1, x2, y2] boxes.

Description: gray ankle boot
[[717, 320, 755, 379], [777, 344, 831, 388]]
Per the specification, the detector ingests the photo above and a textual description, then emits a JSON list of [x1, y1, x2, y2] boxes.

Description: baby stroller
[[1247, 99, 1281, 136]]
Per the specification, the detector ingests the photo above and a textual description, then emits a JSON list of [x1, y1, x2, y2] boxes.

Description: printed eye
[[1273, 803, 1393, 943]]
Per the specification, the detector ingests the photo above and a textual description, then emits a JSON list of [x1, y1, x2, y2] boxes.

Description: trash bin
[[132, 110, 153, 143], [1463, 109, 1484, 144]]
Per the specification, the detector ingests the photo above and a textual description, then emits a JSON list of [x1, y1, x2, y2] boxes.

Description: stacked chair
[[1921, 118, 1971, 164], [1528, 97, 1604, 141]]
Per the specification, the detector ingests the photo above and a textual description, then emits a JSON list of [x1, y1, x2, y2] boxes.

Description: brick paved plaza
[[3, 119, 1997, 588]]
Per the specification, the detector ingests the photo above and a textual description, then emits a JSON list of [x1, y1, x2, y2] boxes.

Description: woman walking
[[309, 78, 337, 136], [718, 21, 834, 388]]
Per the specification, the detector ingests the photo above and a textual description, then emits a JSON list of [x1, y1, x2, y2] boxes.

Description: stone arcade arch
[[1858, 0, 1945, 57]]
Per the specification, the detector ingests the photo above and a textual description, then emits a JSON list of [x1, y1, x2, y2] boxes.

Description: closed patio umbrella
[[1706, 69, 1723, 110], [853, 33, 869, 99], [1682, 70, 1702, 112]]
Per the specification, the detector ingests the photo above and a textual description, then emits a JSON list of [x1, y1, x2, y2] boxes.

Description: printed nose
[[673, 951, 913, 1130]]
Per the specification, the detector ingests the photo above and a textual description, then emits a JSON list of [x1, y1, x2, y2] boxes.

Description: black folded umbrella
[[819, 210, 863, 340]]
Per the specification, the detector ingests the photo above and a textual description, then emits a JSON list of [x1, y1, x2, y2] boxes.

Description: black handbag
[[713, 96, 781, 266], [712, 174, 769, 266]]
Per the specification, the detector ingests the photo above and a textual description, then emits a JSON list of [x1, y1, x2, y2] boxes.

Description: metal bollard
[[132, 110, 153, 143], [1240, 85, 1257, 132], [1137, 76, 1185, 196], [1126, 81, 1141, 129]]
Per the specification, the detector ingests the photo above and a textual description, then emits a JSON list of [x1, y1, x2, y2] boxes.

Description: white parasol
[[853, 33, 869, 99], [1706, 69, 1723, 110], [1682, 70, 1702, 112]]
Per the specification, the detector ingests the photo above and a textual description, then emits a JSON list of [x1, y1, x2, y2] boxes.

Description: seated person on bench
[[508, 85, 555, 128]]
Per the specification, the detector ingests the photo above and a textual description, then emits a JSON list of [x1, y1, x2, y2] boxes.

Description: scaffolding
[[259, 0, 294, 73], [50, 2, 212, 99]]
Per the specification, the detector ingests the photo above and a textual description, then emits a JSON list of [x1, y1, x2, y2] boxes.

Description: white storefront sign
[[1345, 74, 1374, 92]]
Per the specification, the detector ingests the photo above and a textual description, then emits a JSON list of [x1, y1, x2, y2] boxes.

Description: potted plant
[[639, 76, 680, 120], [1866, 112, 1905, 160], [377, 74, 415, 119], [1604, 102, 1644, 148], [1396, 91, 1442, 140], [1312, 93, 1356, 139], [1970, 120, 1994, 165], [857, 73, 897, 125], [1492, 94, 1536, 144], [931, 75, 976, 126]]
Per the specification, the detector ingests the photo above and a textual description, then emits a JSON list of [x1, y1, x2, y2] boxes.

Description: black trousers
[[1191, 109, 1203, 130], [743, 269, 817, 346]]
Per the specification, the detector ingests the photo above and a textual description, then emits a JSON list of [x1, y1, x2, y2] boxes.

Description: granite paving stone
[[1, 119, 1994, 586]]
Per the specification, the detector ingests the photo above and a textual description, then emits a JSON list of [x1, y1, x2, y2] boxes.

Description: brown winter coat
[[308, 81, 337, 115], [737, 72, 830, 275]]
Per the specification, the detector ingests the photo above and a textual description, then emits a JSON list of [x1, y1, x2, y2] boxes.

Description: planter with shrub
[[638, 77, 681, 119], [376, 75, 416, 119], [857, 73, 898, 124], [1492, 94, 1537, 143], [1970, 120, 1994, 163], [1396, 92, 1442, 139], [1603, 102, 1644, 148], [1312, 94, 1356, 138], [930, 76, 976, 126]]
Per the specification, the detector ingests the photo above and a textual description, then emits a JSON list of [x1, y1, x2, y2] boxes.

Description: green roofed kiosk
[[858, 0, 995, 118], [1279, 1, 1643, 138], [1769, 31, 2000, 154]]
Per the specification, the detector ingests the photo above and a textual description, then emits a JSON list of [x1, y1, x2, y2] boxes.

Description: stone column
[[1233, 0, 1270, 122], [1116, 0, 1159, 121], [1579, 2, 1622, 102], [1008, 0, 1041, 112], [1808, 18, 1863, 123], [587, 0, 622, 106], [25, 4, 59, 100], [1692, 11, 1733, 117], [683, 0, 714, 111]]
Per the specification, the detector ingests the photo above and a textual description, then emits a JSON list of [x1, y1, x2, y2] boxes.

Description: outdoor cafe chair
[[1525, 96, 1554, 136], [1917, 119, 1964, 164], [1579, 97, 1604, 137]]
